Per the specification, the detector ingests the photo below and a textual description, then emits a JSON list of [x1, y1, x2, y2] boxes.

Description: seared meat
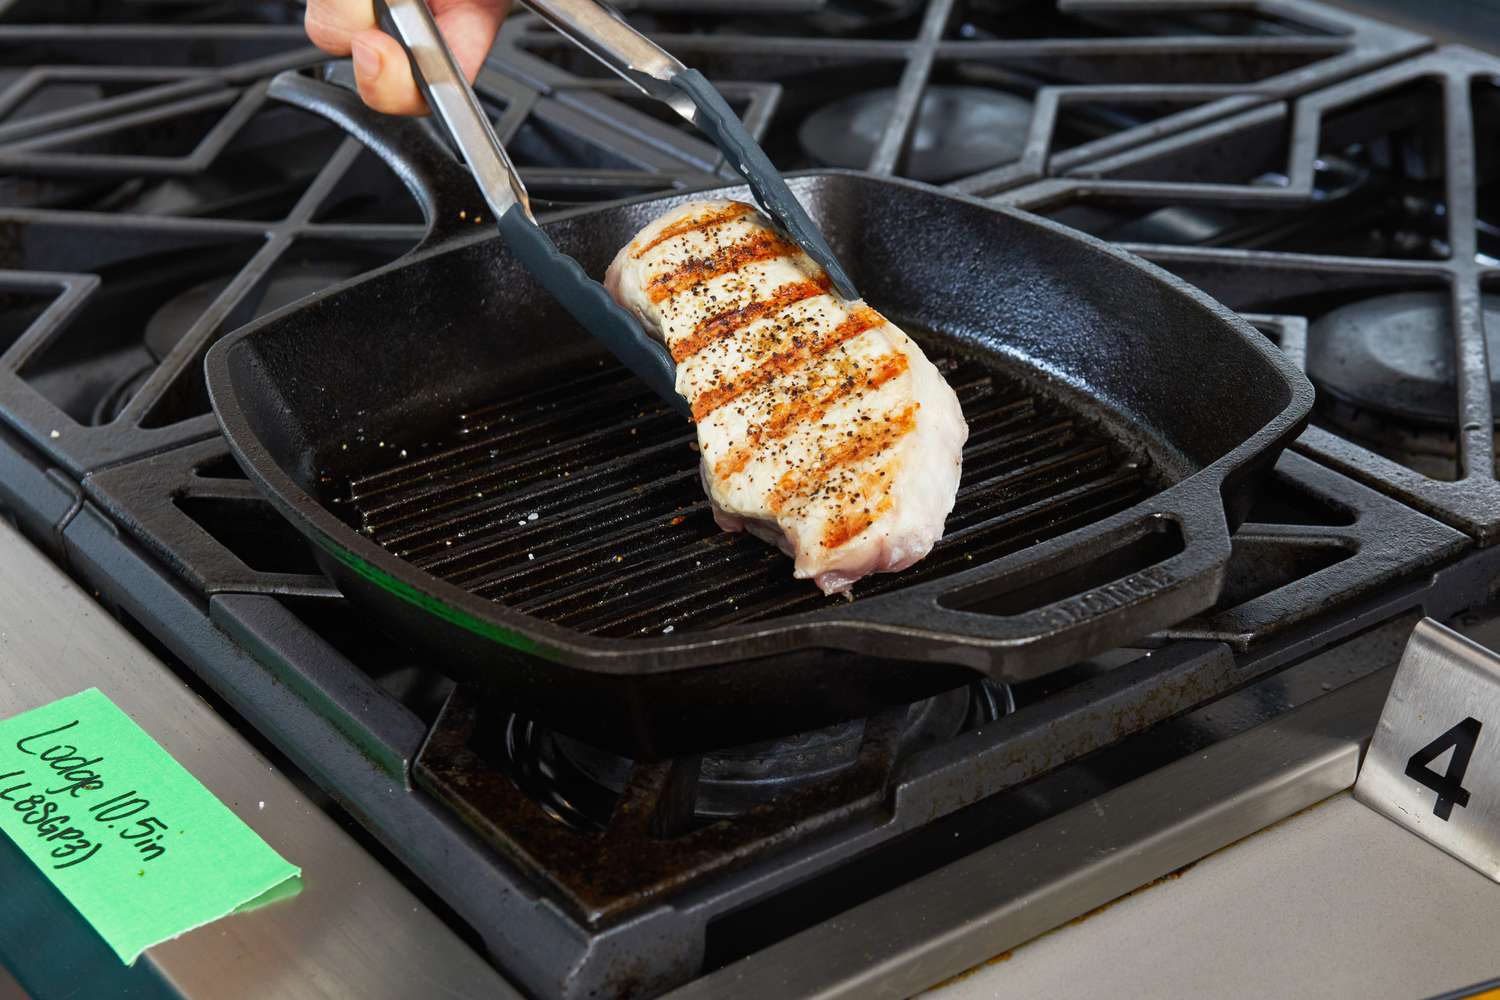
[[606, 199, 967, 595]]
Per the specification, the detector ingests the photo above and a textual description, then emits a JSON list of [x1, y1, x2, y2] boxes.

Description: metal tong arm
[[376, 0, 532, 223], [372, 0, 688, 417], [520, 0, 699, 120]]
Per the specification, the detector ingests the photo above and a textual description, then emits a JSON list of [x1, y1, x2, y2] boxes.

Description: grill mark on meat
[[647, 230, 802, 304], [823, 461, 899, 548], [670, 274, 833, 363], [714, 352, 910, 479], [630, 202, 755, 260], [823, 493, 895, 549], [769, 403, 919, 515], [690, 306, 886, 421]]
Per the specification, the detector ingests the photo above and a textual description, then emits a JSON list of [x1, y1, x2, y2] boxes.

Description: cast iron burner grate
[[339, 347, 1153, 636], [0, 1, 1426, 481], [0, 26, 754, 476], [500, 0, 1424, 192], [1001, 45, 1500, 542]]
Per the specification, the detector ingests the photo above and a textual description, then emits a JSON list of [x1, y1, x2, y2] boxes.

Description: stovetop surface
[[0, 3, 1495, 999]]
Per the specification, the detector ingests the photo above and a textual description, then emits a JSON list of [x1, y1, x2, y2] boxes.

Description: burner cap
[[143, 275, 234, 361], [142, 259, 375, 361], [90, 259, 375, 425], [798, 86, 1031, 183], [1306, 291, 1500, 427]]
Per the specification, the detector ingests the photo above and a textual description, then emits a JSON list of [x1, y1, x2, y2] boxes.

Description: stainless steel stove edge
[[33, 456, 1500, 1000], [666, 666, 1391, 1000]]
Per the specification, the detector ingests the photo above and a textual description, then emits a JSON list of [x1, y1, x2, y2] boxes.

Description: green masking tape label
[[0, 689, 301, 964]]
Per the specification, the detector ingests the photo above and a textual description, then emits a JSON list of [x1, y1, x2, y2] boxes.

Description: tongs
[[374, 0, 859, 418]]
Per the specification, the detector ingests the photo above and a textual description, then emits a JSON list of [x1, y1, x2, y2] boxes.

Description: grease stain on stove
[[931, 948, 1014, 991]]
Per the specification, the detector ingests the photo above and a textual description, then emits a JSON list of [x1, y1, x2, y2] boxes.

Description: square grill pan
[[205, 74, 1311, 756]]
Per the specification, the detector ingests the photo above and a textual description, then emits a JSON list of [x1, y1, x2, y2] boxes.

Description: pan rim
[[205, 170, 1312, 678]]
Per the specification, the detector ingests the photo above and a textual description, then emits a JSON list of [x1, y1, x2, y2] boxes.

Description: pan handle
[[898, 490, 1232, 679], [267, 67, 481, 250]]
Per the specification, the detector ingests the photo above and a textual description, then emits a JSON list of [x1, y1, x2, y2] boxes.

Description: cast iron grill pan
[[205, 73, 1312, 756]]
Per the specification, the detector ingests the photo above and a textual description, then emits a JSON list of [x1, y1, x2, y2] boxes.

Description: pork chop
[[605, 199, 967, 595]]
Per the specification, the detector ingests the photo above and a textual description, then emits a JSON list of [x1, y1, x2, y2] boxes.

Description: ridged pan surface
[[206, 80, 1310, 755], [342, 352, 1153, 638]]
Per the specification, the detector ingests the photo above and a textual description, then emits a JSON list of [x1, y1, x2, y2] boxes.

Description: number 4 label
[[1404, 718, 1481, 821], [1356, 619, 1500, 882]]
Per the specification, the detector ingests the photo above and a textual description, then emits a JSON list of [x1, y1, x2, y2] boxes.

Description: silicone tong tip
[[497, 206, 689, 420]]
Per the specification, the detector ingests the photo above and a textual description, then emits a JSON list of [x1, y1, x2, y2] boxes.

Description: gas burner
[[798, 86, 1031, 182], [1307, 292, 1496, 427], [502, 681, 1012, 830], [1305, 291, 1500, 480], [91, 255, 384, 426]]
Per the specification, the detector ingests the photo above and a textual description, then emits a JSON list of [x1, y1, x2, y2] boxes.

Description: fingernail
[[351, 37, 381, 81]]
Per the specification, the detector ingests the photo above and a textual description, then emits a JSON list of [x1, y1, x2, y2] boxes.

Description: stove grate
[[1000, 45, 1500, 542], [0, 2, 1429, 478], [500, 0, 1427, 193], [0, 30, 752, 476]]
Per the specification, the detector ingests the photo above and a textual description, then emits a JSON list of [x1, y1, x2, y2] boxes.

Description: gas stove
[[0, 3, 1497, 999]]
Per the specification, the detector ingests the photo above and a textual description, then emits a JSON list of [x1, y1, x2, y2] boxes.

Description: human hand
[[304, 0, 512, 115]]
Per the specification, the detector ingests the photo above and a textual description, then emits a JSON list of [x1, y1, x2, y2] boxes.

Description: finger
[[304, 0, 378, 56], [432, 0, 512, 82], [351, 28, 429, 116]]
